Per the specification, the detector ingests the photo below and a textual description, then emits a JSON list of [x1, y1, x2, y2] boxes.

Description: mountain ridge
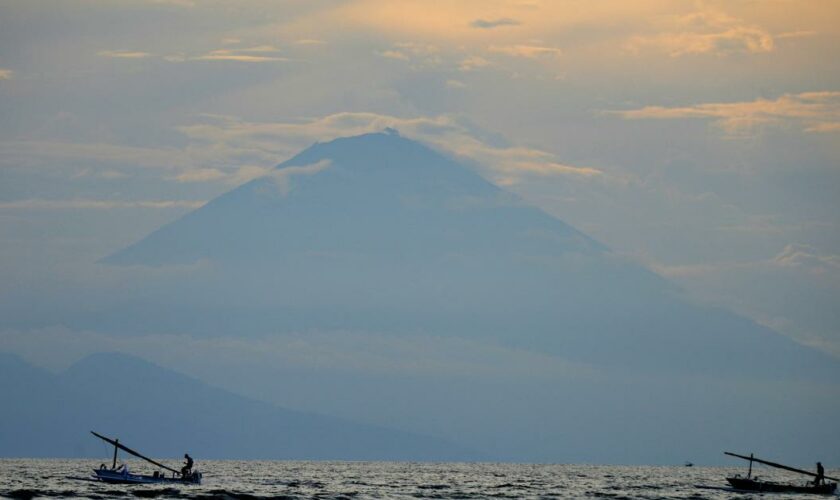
[[0, 351, 481, 460]]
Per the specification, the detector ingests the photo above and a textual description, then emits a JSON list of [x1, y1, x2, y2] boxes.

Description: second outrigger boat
[[87, 431, 202, 485], [724, 451, 836, 495]]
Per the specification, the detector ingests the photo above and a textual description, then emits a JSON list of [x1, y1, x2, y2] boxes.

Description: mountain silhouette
[[97, 132, 838, 380]]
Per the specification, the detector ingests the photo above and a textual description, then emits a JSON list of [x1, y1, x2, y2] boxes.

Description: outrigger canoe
[[85, 431, 202, 485], [724, 451, 836, 495]]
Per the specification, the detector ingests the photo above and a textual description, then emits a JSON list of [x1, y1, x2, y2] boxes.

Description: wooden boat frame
[[87, 431, 201, 485], [724, 451, 836, 495]]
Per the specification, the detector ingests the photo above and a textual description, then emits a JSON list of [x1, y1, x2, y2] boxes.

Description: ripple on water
[[0, 459, 829, 500]]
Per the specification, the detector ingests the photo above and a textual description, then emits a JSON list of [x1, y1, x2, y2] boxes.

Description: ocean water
[[0, 459, 831, 499]]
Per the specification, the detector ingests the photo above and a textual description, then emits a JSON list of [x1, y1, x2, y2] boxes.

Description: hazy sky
[[0, 0, 838, 359]]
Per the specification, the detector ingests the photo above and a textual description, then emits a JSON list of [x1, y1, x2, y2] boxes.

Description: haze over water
[[3, 459, 837, 499]]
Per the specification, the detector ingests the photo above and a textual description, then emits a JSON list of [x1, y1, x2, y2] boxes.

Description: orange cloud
[[196, 53, 285, 62], [459, 55, 492, 71], [99, 50, 153, 59], [623, 6, 777, 56], [615, 91, 840, 134], [490, 44, 561, 58], [195, 45, 287, 62]]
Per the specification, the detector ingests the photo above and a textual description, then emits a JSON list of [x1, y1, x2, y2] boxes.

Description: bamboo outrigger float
[[724, 451, 837, 495], [86, 431, 202, 485]]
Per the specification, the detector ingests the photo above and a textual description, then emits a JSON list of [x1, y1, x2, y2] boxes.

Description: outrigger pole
[[725, 452, 839, 482], [91, 431, 181, 475]]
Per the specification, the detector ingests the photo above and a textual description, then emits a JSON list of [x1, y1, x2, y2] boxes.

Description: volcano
[[99, 131, 838, 379]]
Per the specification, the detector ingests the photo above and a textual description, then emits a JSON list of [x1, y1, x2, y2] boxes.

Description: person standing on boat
[[815, 462, 825, 485], [181, 453, 194, 478]]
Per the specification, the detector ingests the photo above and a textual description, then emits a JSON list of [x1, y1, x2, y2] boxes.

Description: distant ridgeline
[[0, 352, 477, 460]]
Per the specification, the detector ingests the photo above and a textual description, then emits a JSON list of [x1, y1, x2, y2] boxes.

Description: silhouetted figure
[[814, 462, 825, 486], [181, 453, 194, 477]]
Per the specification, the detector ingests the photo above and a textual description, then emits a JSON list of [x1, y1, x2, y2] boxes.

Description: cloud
[[393, 41, 440, 56], [513, 161, 602, 177], [294, 39, 327, 46], [195, 46, 287, 62], [0, 68, 13, 80], [651, 243, 840, 280], [284, 0, 665, 43], [0, 141, 190, 169], [195, 53, 286, 63], [623, 8, 775, 57], [625, 27, 773, 57], [470, 18, 520, 29], [98, 50, 153, 59], [171, 168, 228, 183], [647, 243, 840, 358], [446, 79, 467, 89], [806, 122, 840, 133], [177, 112, 608, 188], [266, 159, 332, 196], [773, 244, 840, 273], [72, 168, 128, 180], [377, 42, 442, 67], [459, 55, 492, 71], [613, 91, 840, 135], [776, 30, 818, 40], [378, 50, 409, 60], [239, 45, 284, 53], [490, 44, 562, 58], [0, 138, 280, 188], [172, 165, 270, 185], [0, 199, 205, 210]]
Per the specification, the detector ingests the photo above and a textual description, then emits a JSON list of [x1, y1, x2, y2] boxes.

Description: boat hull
[[93, 468, 201, 485], [727, 477, 836, 495]]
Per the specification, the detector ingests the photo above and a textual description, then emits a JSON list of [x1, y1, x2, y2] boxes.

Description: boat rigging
[[723, 451, 836, 495], [77, 431, 202, 485]]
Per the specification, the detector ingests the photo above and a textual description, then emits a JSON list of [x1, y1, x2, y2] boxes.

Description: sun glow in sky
[[0, 1, 838, 358]]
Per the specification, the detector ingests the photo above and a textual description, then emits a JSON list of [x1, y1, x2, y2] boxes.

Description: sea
[[0, 459, 832, 499]]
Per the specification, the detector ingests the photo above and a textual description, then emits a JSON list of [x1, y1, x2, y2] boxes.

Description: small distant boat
[[684, 461, 693, 467], [84, 431, 202, 485], [723, 451, 836, 495]]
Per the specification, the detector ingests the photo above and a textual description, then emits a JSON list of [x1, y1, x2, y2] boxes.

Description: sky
[[1, 2, 839, 462], [2, 0, 837, 357]]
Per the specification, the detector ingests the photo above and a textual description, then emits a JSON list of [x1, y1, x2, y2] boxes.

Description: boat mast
[[91, 431, 181, 475]]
